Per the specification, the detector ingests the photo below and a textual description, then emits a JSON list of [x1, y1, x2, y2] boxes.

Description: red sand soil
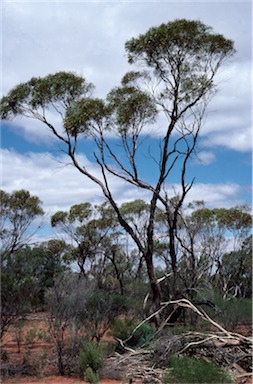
[[1, 312, 122, 383]]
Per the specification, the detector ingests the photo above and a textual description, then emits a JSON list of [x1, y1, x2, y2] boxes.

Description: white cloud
[[202, 130, 251, 152], [198, 60, 252, 152], [185, 183, 246, 208], [1, 148, 105, 213], [192, 151, 216, 166]]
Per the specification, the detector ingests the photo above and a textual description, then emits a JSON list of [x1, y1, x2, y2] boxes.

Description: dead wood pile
[[103, 299, 252, 384]]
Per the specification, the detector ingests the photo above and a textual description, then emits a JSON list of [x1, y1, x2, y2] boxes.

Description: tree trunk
[[57, 343, 65, 376], [145, 252, 161, 327]]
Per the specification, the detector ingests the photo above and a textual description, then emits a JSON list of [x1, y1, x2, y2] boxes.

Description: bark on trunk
[[145, 253, 162, 327]]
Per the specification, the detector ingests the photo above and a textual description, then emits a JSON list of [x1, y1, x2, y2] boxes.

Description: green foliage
[[125, 19, 235, 107], [84, 367, 100, 384], [0, 190, 46, 335], [215, 297, 252, 329], [171, 324, 194, 335], [2, 243, 67, 313], [25, 328, 37, 345], [79, 342, 105, 376], [83, 290, 129, 342], [1, 255, 39, 338], [129, 322, 154, 348], [51, 211, 68, 227], [165, 356, 233, 383], [0, 189, 44, 257], [107, 85, 157, 133], [110, 319, 154, 350], [0, 72, 93, 119], [196, 288, 252, 329], [64, 98, 110, 136]]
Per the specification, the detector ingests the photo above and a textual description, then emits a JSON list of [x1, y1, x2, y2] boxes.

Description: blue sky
[[1, 0, 252, 238]]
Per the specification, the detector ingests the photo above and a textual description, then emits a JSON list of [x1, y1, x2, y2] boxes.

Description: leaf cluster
[[0, 72, 92, 119]]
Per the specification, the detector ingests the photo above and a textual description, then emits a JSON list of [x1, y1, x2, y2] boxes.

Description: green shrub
[[217, 298, 252, 329], [171, 324, 193, 335], [110, 319, 133, 342], [165, 356, 234, 383], [25, 328, 37, 344], [129, 322, 154, 347], [79, 341, 105, 376], [110, 319, 154, 351], [84, 367, 99, 384]]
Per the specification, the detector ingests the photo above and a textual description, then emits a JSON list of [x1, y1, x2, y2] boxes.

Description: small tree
[[45, 273, 95, 375]]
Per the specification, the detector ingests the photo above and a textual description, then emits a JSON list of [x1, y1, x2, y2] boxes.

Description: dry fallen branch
[[103, 348, 165, 383], [109, 297, 252, 382]]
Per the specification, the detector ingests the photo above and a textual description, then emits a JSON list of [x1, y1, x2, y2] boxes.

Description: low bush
[[79, 341, 105, 379], [165, 356, 234, 383], [217, 298, 252, 329], [110, 319, 154, 351], [84, 367, 99, 384]]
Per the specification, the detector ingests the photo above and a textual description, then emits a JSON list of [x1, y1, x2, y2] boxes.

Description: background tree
[[51, 201, 146, 296], [221, 236, 252, 299], [173, 203, 252, 300], [0, 241, 68, 339], [0, 20, 235, 318], [0, 189, 44, 258], [0, 189, 44, 339]]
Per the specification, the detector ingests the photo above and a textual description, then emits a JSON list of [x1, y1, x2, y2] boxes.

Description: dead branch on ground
[[105, 297, 252, 383]]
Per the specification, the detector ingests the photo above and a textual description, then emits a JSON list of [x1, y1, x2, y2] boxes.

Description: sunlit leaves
[[64, 98, 110, 136], [0, 189, 44, 257], [107, 85, 157, 134], [125, 19, 235, 108], [0, 72, 93, 119], [68, 202, 93, 223], [125, 19, 234, 65]]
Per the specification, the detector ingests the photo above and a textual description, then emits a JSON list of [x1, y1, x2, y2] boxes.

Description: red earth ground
[[1, 312, 252, 384], [1, 312, 122, 384]]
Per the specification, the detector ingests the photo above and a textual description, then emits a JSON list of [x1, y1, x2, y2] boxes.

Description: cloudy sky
[[1, 1, 252, 238]]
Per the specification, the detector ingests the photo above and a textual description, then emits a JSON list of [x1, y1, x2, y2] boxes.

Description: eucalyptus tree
[[51, 200, 148, 295], [51, 202, 99, 277], [175, 203, 252, 299], [0, 19, 235, 317], [221, 236, 252, 299], [0, 189, 44, 259]]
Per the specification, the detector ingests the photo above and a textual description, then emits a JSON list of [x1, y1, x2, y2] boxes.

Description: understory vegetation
[[1, 189, 251, 382], [165, 356, 234, 383]]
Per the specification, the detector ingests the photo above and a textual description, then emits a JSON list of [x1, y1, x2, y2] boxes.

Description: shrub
[[25, 328, 37, 345], [110, 319, 154, 351], [170, 324, 193, 335], [79, 341, 105, 377], [84, 367, 99, 384], [165, 356, 234, 383], [217, 298, 252, 329], [83, 290, 129, 342]]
